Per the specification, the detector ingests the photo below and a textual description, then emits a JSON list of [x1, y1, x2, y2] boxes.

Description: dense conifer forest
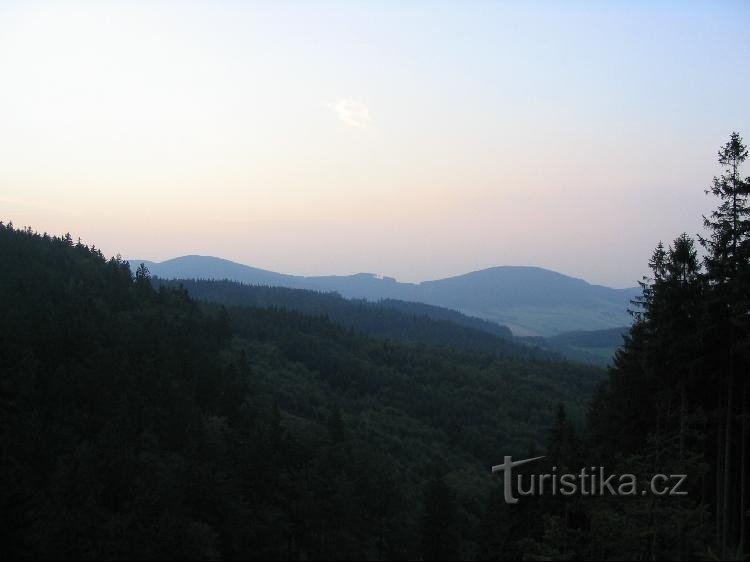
[[501, 133, 750, 560], [154, 279, 616, 365], [1, 133, 748, 560], [153, 278, 556, 360], [0, 221, 601, 559]]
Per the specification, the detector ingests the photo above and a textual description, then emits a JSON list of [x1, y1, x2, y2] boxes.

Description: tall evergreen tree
[[700, 132, 750, 557], [420, 475, 461, 561]]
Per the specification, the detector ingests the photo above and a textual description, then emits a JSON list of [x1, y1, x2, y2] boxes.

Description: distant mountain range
[[129, 255, 639, 336]]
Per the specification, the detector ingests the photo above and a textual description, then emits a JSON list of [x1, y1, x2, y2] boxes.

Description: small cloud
[[332, 98, 371, 128]]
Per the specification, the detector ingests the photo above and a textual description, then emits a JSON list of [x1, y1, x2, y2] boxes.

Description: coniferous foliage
[[420, 474, 461, 561], [156, 278, 619, 365], [2, 132, 748, 560], [0, 222, 603, 560], [153, 278, 552, 360], [483, 132, 749, 560]]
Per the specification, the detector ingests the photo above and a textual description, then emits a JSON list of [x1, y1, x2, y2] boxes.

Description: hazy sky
[[1, 1, 749, 287]]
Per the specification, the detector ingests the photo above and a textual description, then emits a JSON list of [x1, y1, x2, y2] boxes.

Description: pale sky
[[1, 1, 748, 288]]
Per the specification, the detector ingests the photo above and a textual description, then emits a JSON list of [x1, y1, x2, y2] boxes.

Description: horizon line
[[126, 253, 641, 291]]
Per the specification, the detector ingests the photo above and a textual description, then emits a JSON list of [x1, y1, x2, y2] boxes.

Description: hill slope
[[3, 224, 604, 559], [131, 256, 638, 336], [155, 278, 555, 361], [521, 326, 630, 367]]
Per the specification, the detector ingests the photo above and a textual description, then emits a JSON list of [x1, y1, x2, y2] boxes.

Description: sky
[[1, 1, 749, 288]]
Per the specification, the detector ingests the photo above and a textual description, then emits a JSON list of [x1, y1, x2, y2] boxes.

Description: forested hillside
[[520, 327, 629, 367], [155, 278, 624, 366], [0, 222, 603, 560], [2, 133, 748, 560], [154, 278, 556, 361], [134, 257, 637, 336]]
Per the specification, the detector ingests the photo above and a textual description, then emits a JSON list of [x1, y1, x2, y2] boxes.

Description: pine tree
[[700, 133, 750, 557], [547, 403, 579, 472], [135, 262, 151, 285], [420, 475, 461, 561], [326, 405, 346, 443]]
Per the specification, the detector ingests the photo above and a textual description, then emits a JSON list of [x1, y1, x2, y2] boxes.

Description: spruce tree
[[700, 132, 750, 557]]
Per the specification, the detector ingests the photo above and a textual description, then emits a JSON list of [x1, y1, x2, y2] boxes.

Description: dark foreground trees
[[0, 222, 602, 560], [1, 132, 747, 560], [475, 133, 749, 560]]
